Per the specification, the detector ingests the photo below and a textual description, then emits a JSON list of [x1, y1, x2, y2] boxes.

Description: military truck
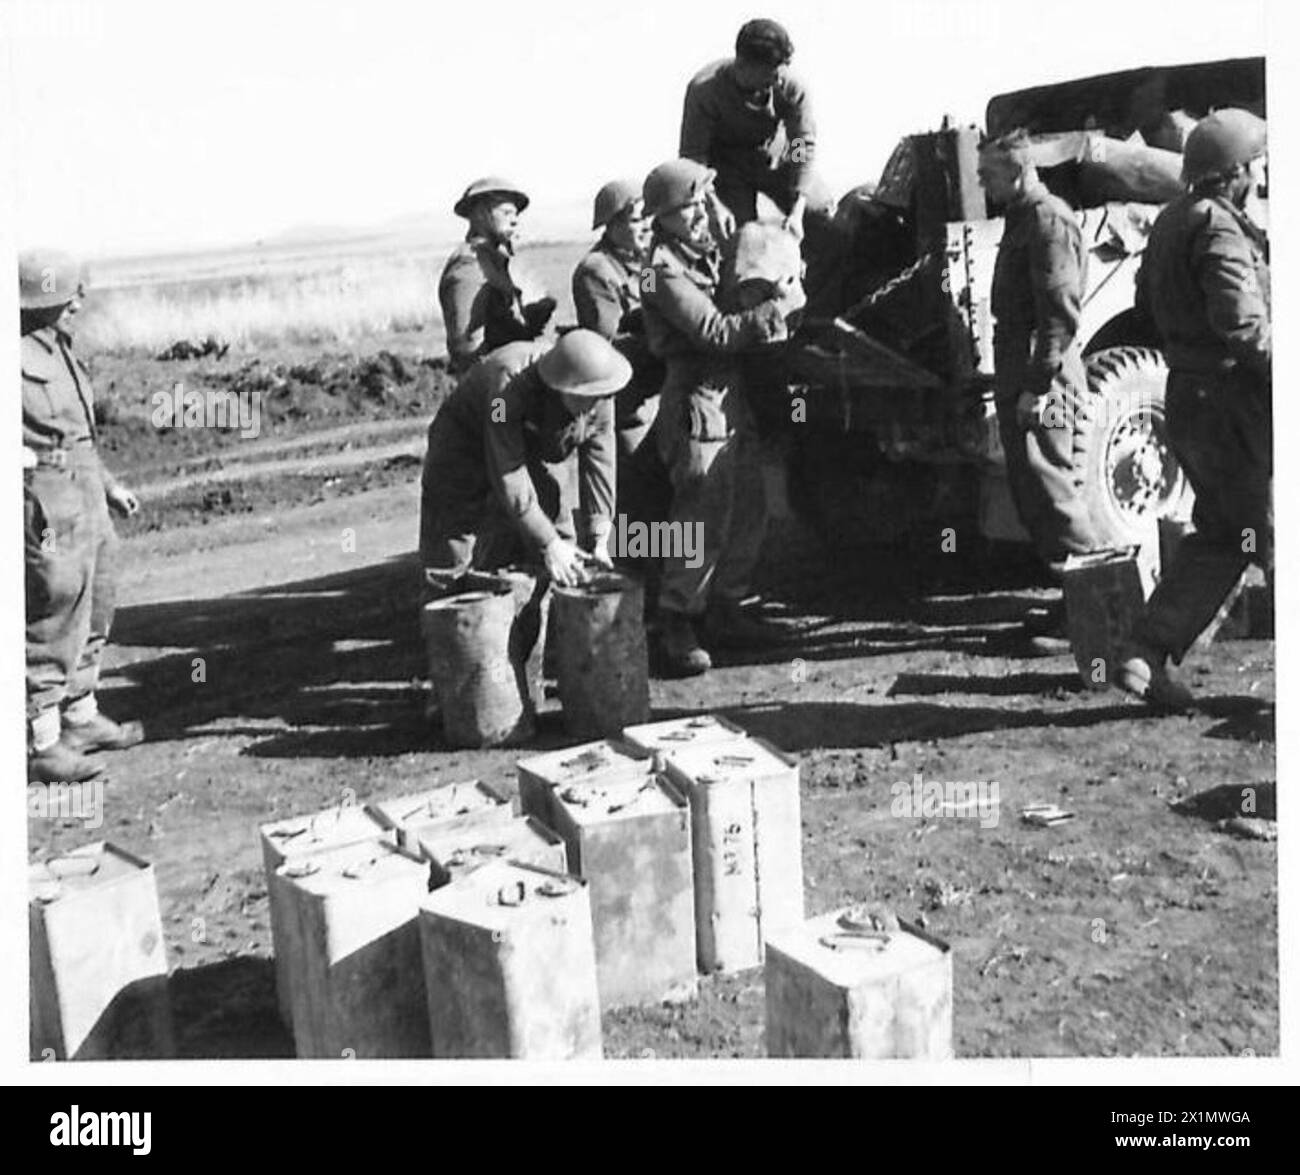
[[778, 56, 1266, 553]]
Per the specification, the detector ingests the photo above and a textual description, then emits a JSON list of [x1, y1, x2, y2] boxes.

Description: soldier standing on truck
[[640, 158, 795, 677], [439, 177, 558, 376], [21, 250, 144, 784], [572, 180, 669, 553], [1116, 110, 1270, 710], [679, 18, 841, 312], [978, 130, 1106, 654], [418, 330, 629, 596]]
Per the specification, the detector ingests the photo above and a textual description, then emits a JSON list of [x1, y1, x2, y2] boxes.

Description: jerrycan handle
[[819, 930, 891, 952], [496, 880, 528, 907]]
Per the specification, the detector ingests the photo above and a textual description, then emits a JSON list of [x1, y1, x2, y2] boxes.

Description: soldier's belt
[[24, 442, 97, 470]]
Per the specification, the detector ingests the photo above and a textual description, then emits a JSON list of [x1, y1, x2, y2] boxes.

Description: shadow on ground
[[169, 957, 291, 1059], [107, 528, 1267, 761]]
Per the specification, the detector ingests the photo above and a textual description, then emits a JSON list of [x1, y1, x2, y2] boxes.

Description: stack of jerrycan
[[262, 780, 595, 1059], [257, 714, 952, 1060]]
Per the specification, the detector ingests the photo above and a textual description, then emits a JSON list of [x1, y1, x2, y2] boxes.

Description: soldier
[[679, 18, 841, 311], [640, 158, 796, 676], [1116, 110, 1270, 710], [572, 180, 668, 561], [680, 18, 832, 238], [438, 177, 557, 376], [21, 250, 143, 784], [978, 130, 1106, 654], [418, 329, 630, 594]]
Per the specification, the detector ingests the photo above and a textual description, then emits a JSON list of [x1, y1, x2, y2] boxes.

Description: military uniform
[[680, 58, 821, 223], [23, 326, 124, 730], [419, 341, 616, 591], [641, 232, 786, 617], [991, 184, 1105, 563], [573, 237, 669, 539], [1131, 191, 1271, 661], [438, 236, 549, 376]]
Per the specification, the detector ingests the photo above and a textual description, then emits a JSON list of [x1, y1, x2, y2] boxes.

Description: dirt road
[[26, 439, 1276, 1060]]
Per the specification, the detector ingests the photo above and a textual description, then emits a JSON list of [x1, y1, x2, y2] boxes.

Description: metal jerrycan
[[419, 861, 602, 1060], [663, 738, 805, 973]]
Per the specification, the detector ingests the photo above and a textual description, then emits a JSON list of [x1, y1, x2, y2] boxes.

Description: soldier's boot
[[62, 713, 145, 753], [657, 612, 711, 678], [1114, 643, 1196, 713], [28, 739, 105, 785]]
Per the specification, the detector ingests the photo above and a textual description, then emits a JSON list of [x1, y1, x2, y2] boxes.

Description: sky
[[0, 0, 1274, 257]]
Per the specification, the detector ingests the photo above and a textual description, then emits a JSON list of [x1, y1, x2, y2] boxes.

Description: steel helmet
[[1182, 109, 1267, 185], [537, 329, 632, 397], [642, 159, 716, 220], [19, 248, 86, 310], [453, 177, 530, 218], [592, 179, 644, 230]]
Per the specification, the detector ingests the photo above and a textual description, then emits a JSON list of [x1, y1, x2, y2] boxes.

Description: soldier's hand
[[585, 543, 615, 572], [523, 296, 557, 333], [107, 485, 140, 518], [542, 537, 591, 587], [1015, 391, 1043, 431]]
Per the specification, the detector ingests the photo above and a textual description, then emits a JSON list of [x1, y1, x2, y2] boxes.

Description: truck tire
[[1075, 346, 1193, 546]]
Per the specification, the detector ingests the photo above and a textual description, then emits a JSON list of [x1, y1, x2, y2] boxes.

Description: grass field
[[78, 234, 591, 354]]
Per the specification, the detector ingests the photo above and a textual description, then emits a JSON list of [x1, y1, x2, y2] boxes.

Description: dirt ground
[[28, 339, 1277, 1061]]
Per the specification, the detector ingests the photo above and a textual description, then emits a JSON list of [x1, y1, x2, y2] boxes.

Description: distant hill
[[88, 198, 592, 292]]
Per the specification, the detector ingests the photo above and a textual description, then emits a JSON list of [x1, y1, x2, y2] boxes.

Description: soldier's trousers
[[25, 455, 120, 721], [1134, 370, 1273, 662], [656, 361, 768, 617], [995, 356, 1105, 565]]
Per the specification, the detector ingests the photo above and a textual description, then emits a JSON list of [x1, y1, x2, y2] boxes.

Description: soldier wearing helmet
[[979, 129, 1107, 654], [20, 249, 144, 784], [438, 177, 558, 376], [572, 180, 669, 569], [418, 329, 629, 595], [1117, 108, 1271, 710], [640, 157, 797, 676]]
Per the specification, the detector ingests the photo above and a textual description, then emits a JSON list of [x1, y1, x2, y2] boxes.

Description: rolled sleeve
[[779, 74, 817, 196], [680, 81, 714, 165]]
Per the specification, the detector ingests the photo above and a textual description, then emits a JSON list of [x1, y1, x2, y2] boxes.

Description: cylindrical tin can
[[421, 587, 535, 747]]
